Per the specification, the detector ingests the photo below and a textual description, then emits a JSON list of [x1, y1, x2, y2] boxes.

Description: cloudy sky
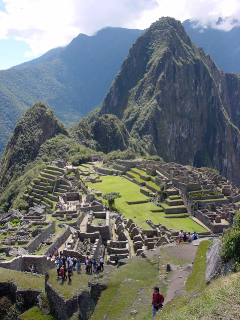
[[0, 0, 239, 70]]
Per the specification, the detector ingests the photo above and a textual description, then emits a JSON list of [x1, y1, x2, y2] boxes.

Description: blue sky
[[0, 0, 239, 70]]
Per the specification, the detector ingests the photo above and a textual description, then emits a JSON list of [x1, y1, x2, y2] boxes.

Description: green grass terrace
[[86, 176, 206, 232]]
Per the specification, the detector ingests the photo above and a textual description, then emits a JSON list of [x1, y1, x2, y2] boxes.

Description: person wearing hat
[[59, 267, 65, 282], [152, 286, 164, 317]]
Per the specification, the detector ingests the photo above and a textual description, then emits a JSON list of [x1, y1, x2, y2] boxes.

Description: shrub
[[221, 213, 240, 262]]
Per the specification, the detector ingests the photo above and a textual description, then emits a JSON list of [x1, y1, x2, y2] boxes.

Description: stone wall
[[140, 188, 150, 196], [0, 255, 55, 274], [80, 204, 104, 212], [78, 231, 100, 242], [26, 221, 55, 253], [45, 274, 107, 320], [93, 211, 106, 219], [194, 210, 226, 233], [116, 159, 140, 168], [86, 211, 111, 241], [68, 212, 85, 228], [0, 281, 41, 313], [45, 226, 71, 255], [86, 224, 111, 241]]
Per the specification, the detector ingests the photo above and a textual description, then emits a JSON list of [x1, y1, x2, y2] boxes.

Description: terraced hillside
[[23, 165, 73, 210]]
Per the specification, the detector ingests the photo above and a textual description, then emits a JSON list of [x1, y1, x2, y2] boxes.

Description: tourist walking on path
[[56, 262, 60, 278], [88, 260, 93, 274], [152, 286, 164, 317], [115, 255, 119, 266], [93, 259, 97, 273], [100, 257, 104, 271], [64, 265, 68, 280], [77, 258, 81, 273], [85, 257, 89, 273]]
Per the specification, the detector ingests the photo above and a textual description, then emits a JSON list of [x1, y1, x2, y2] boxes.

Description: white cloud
[[0, 0, 239, 58]]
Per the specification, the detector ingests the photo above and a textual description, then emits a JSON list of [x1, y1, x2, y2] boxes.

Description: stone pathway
[[163, 239, 215, 305], [58, 234, 73, 253], [80, 214, 89, 233], [125, 230, 136, 257]]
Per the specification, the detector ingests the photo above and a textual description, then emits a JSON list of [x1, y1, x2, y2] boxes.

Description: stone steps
[[163, 205, 188, 214], [165, 199, 184, 206], [166, 188, 179, 196]]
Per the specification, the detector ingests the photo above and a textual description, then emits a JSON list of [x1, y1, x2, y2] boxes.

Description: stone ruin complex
[[0, 157, 239, 318], [0, 157, 239, 276]]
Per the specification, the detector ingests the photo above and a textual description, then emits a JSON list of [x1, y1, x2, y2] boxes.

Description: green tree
[[102, 192, 121, 210]]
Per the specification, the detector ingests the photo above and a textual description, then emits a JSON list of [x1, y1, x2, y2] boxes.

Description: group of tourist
[[56, 254, 80, 282], [178, 230, 199, 243], [84, 256, 104, 273], [55, 252, 105, 282]]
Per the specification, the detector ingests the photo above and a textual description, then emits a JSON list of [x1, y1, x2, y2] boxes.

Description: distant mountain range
[[183, 19, 240, 74], [84, 17, 240, 187], [0, 27, 143, 157], [2, 17, 240, 211], [1, 17, 240, 184]]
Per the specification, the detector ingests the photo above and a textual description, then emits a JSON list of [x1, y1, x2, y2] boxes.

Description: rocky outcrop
[[206, 239, 235, 284], [99, 17, 240, 187], [0, 281, 41, 313]]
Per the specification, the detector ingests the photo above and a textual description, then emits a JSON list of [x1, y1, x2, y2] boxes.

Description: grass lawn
[[0, 267, 44, 291], [19, 307, 56, 320], [92, 257, 163, 320], [131, 168, 149, 177], [87, 176, 206, 232], [47, 266, 110, 299]]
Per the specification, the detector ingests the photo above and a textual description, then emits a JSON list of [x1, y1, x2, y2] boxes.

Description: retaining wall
[[0, 255, 55, 274], [26, 221, 55, 253], [45, 226, 71, 255]]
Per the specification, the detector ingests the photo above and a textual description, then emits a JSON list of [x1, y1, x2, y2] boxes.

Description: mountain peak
[[0, 102, 68, 191]]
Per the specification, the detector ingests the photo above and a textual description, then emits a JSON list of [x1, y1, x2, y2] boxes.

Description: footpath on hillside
[[146, 238, 213, 306]]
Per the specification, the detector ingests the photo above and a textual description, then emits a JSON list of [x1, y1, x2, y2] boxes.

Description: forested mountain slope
[[99, 17, 240, 186]]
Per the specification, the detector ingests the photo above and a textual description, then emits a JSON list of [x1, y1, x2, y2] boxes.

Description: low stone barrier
[[140, 188, 150, 196], [26, 221, 55, 253], [125, 200, 149, 205], [45, 226, 71, 255], [0, 255, 55, 274]]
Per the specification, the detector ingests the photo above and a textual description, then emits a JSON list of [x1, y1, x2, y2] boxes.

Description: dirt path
[[125, 230, 136, 257], [79, 214, 89, 233], [58, 234, 73, 252], [163, 240, 211, 305]]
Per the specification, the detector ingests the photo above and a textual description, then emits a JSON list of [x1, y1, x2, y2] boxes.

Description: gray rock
[[174, 290, 186, 296], [130, 310, 138, 315], [17, 247, 28, 256], [206, 239, 222, 284]]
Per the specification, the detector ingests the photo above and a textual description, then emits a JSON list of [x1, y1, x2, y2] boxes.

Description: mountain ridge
[[98, 17, 240, 186]]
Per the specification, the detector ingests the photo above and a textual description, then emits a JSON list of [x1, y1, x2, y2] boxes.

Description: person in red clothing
[[152, 286, 164, 317]]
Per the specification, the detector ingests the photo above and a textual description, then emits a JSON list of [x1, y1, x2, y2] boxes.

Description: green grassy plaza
[[86, 175, 206, 232]]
